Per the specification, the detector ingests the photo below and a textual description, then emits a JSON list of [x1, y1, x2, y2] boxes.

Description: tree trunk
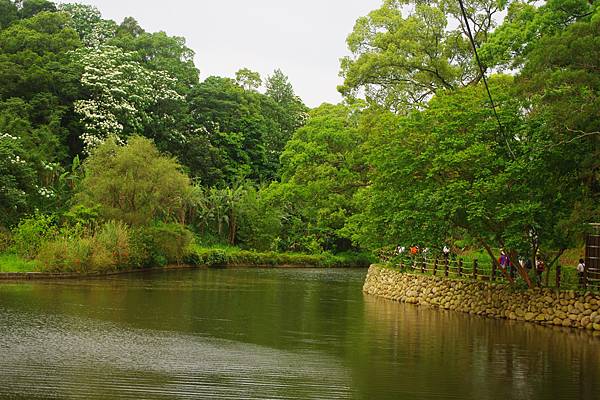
[[545, 249, 565, 287], [481, 242, 516, 285], [508, 249, 532, 288]]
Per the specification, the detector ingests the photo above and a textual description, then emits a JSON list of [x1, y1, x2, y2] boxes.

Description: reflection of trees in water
[[361, 294, 600, 400]]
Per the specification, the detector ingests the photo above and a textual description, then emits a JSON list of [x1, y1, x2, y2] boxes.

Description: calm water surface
[[0, 268, 599, 399]]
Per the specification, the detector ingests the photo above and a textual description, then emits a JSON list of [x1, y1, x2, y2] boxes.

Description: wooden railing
[[393, 255, 599, 291], [583, 265, 600, 291]]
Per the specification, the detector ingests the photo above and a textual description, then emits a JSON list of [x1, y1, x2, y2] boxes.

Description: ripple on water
[[0, 309, 356, 399]]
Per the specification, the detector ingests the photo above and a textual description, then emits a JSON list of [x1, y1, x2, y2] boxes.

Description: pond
[[0, 268, 599, 399]]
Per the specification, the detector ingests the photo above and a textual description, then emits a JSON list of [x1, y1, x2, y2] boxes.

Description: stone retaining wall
[[363, 265, 600, 331]]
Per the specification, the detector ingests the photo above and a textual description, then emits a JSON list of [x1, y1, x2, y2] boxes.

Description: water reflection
[[361, 295, 600, 400], [0, 268, 598, 399]]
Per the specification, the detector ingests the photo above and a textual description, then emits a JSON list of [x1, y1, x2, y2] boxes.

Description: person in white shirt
[[577, 258, 586, 288], [442, 245, 450, 258]]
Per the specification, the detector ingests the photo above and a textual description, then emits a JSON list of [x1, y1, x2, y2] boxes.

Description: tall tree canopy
[[188, 72, 306, 186], [72, 44, 183, 152], [338, 0, 506, 110], [480, 0, 598, 70], [0, 10, 81, 202], [266, 103, 366, 252]]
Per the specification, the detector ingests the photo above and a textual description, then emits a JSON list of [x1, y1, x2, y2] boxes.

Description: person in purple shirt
[[498, 250, 509, 270]]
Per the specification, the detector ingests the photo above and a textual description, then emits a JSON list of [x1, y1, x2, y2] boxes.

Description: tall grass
[[0, 254, 38, 273]]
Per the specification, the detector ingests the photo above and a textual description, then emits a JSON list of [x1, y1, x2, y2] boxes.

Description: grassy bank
[[185, 245, 374, 268], [0, 245, 374, 275], [0, 254, 39, 273]]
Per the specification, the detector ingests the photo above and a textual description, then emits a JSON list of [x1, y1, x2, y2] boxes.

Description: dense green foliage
[[0, 0, 598, 281], [76, 136, 192, 226], [265, 103, 367, 253], [339, 0, 502, 110], [335, 1, 598, 286], [185, 245, 374, 268]]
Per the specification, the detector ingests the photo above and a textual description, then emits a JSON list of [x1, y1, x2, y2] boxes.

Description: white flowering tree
[[72, 45, 183, 152], [59, 3, 116, 47], [0, 133, 38, 226]]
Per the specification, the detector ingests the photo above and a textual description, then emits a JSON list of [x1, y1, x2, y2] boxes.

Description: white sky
[[57, 0, 383, 107]]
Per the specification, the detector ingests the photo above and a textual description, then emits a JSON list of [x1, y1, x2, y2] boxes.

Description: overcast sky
[[57, 0, 383, 107]]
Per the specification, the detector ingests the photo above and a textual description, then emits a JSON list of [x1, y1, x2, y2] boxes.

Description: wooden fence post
[[584, 264, 588, 290], [421, 258, 426, 274], [473, 259, 478, 280], [491, 261, 496, 281], [433, 257, 438, 276], [556, 265, 561, 289], [458, 259, 463, 277], [444, 258, 449, 277]]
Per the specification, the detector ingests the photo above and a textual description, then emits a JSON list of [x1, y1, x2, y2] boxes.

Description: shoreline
[[0, 263, 368, 281], [363, 264, 600, 332]]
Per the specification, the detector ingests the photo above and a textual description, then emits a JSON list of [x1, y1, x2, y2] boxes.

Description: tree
[[0, 0, 18, 29], [76, 136, 192, 226], [235, 185, 282, 251], [346, 77, 586, 286], [235, 68, 262, 91], [264, 69, 308, 172], [0, 10, 82, 198], [479, 0, 597, 70], [19, 0, 56, 19], [59, 2, 117, 46], [338, 0, 507, 110], [517, 4, 600, 235], [265, 69, 295, 104], [117, 16, 144, 38], [0, 132, 38, 227], [188, 76, 272, 184], [0, 11, 81, 101], [72, 45, 183, 152], [109, 30, 199, 93], [265, 103, 367, 252]]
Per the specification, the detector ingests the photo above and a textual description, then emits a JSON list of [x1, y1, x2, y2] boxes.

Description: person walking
[[442, 245, 450, 259], [535, 258, 546, 287], [499, 250, 509, 271], [577, 258, 586, 288]]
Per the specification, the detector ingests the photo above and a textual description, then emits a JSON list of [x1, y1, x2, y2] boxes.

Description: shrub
[[37, 236, 91, 273], [184, 245, 373, 268], [76, 136, 192, 226], [203, 249, 227, 266], [128, 228, 154, 267], [36, 220, 133, 273], [37, 235, 116, 273], [0, 253, 38, 273], [96, 220, 131, 269], [134, 223, 193, 266], [0, 229, 12, 252], [12, 213, 57, 258], [185, 247, 235, 266], [88, 239, 115, 272], [62, 204, 100, 232]]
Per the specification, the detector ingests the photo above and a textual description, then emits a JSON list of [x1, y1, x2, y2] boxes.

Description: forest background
[[0, 0, 598, 281]]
